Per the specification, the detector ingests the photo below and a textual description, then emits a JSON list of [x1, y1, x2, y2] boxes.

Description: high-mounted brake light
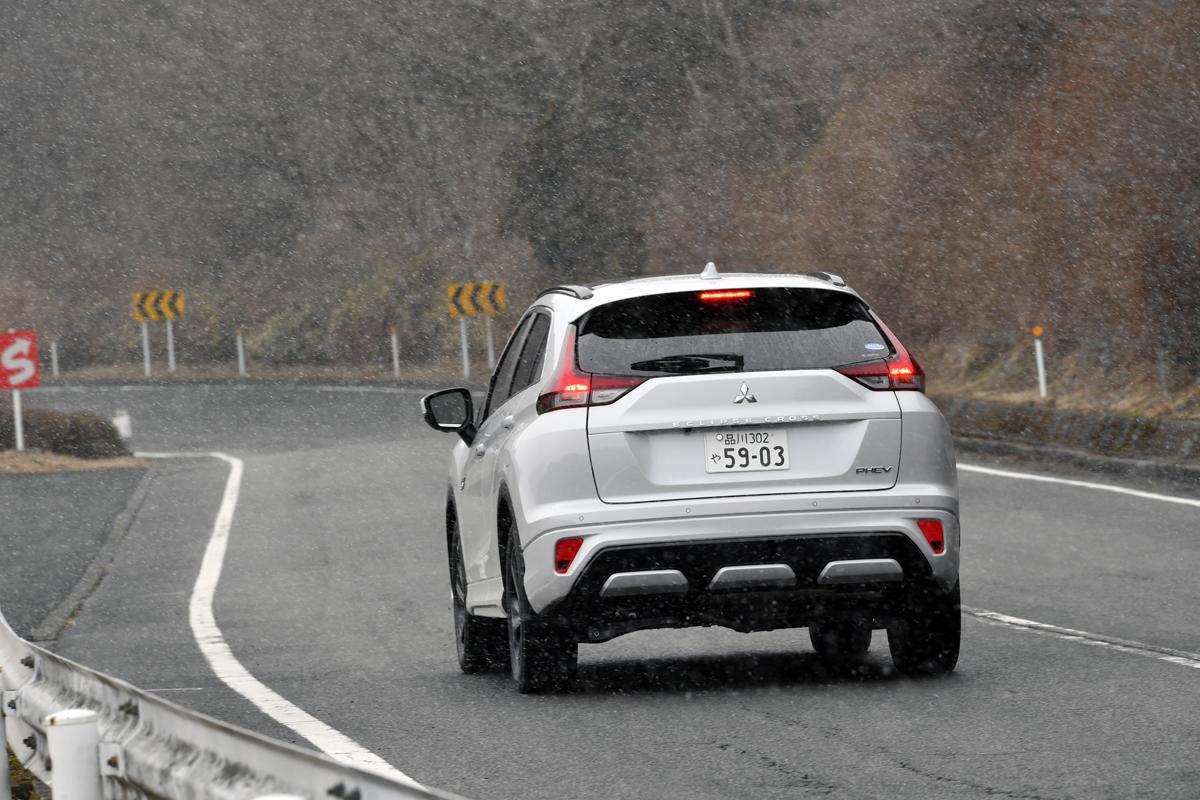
[[698, 289, 753, 302], [536, 330, 646, 413], [554, 537, 584, 574], [917, 519, 945, 555]]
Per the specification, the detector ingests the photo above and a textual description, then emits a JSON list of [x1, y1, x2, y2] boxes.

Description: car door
[[469, 311, 552, 589], [459, 314, 535, 590]]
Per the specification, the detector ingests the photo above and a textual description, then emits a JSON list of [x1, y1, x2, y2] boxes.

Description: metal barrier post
[[45, 709, 102, 800], [140, 322, 152, 378], [236, 330, 247, 377], [389, 328, 401, 378], [50, 340, 60, 378], [165, 320, 177, 373], [459, 317, 470, 381], [484, 317, 495, 369], [12, 388, 24, 452]]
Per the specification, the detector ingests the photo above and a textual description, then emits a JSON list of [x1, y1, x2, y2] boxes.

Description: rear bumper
[[522, 499, 960, 617]]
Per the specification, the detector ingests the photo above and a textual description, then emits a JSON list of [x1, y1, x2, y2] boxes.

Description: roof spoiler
[[803, 271, 847, 287], [537, 284, 595, 301]]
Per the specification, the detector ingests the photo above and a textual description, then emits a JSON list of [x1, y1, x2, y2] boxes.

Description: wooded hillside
[[2, 0, 1196, 402]]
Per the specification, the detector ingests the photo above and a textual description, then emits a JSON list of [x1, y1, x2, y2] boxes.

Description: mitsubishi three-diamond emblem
[[733, 382, 757, 404]]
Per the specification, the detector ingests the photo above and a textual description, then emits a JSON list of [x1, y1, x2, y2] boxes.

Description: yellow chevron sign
[[447, 281, 507, 318], [133, 290, 186, 322]]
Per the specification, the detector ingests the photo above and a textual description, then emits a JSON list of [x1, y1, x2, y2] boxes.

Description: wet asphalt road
[[18, 383, 1200, 800]]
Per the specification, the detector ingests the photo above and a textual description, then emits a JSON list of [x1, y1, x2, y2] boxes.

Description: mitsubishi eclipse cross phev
[[421, 265, 960, 692]]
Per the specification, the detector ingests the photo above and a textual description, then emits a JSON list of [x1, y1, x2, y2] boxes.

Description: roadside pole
[[141, 321, 152, 378], [0, 702, 10, 800], [2, 328, 38, 452], [459, 317, 470, 381], [389, 328, 401, 378], [1032, 325, 1047, 400], [236, 330, 247, 377], [485, 316, 496, 369], [50, 340, 60, 378], [12, 387, 23, 451], [165, 319, 177, 373]]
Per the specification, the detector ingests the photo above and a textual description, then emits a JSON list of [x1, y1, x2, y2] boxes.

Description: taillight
[[835, 352, 926, 392], [836, 314, 926, 392], [536, 330, 646, 413], [917, 519, 945, 554], [554, 537, 584, 574]]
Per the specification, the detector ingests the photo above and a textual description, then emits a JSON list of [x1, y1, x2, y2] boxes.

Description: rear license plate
[[704, 429, 789, 473]]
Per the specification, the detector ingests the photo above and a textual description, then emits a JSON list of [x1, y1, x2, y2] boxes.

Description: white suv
[[421, 266, 960, 692]]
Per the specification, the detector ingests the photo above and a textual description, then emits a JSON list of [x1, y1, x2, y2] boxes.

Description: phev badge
[[733, 383, 757, 404]]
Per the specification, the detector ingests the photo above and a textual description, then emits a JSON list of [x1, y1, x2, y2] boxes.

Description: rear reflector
[[917, 519, 945, 554], [698, 289, 753, 302], [554, 537, 584, 574]]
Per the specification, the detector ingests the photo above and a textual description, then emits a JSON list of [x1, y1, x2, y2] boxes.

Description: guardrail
[[0, 609, 462, 800]]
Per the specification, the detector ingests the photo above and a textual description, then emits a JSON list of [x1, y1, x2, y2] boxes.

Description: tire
[[448, 509, 508, 674], [887, 580, 961, 676], [504, 529, 577, 693], [808, 619, 872, 661]]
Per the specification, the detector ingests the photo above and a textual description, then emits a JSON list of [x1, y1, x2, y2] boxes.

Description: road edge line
[[957, 462, 1200, 508], [964, 606, 1200, 670], [137, 451, 421, 786]]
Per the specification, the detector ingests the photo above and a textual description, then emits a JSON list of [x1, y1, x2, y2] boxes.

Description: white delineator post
[[484, 316, 496, 369], [45, 708, 103, 800], [50, 340, 60, 378], [389, 327, 401, 378], [1032, 325, 1047, 400], [459, 317, 470, 380], [165, 319, 176, 373], [236, 330, 247, 377], [140, 321, 152, 378]]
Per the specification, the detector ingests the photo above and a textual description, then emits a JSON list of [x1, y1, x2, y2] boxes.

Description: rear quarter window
[[575, 287, 889, 376]]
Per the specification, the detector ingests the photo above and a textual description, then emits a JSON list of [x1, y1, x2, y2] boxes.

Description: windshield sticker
[[864, 342, 886, 350]]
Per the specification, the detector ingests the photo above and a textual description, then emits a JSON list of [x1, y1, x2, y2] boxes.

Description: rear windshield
[[575, 287, 890, 376]]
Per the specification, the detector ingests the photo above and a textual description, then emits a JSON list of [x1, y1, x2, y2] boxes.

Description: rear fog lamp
[[555, 537, 584, 574], [917, 519, 945, 555]]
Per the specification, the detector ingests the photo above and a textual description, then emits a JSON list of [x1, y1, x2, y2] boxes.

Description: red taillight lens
[[835, 352, 925, 392], [554, 537, 584, 574], [917, 519, 945, 555], [698, 289, 753, 302], [536, 330, 645, 413]]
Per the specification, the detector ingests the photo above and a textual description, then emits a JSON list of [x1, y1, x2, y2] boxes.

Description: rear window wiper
[[628, 353, 744, 374]]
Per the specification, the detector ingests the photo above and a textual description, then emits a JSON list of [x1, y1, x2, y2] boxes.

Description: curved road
[[34, 384, 1200, 800]]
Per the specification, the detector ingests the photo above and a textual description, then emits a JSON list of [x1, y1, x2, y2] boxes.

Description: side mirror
[[420, 388, 476, 444]]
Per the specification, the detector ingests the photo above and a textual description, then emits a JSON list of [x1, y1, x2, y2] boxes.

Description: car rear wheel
[[504, 529, 577, 693], [449, 515, 507, 674], [887, 580, 961, 675], [808, 619, 872, 661]]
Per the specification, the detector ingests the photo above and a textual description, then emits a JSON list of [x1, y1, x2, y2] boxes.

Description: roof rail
[[803, 271, 847, 288], [537, 284, 595, 301]]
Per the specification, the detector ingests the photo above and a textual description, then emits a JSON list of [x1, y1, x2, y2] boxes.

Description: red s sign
[[0, 330, 40, 389]]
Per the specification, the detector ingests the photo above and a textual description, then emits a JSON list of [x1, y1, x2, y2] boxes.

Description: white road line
[[958, 462, 1200, 508], [137, 451, 420, 786], [959, 462, 1200, 669], [964, 607, 1200, 670]]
